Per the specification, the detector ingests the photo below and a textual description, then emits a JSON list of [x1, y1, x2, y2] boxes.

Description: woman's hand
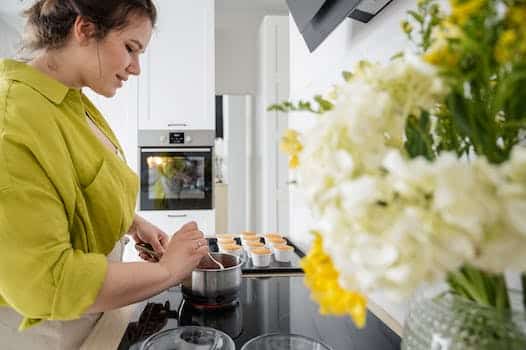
[[129, 215, 169, 262], [159, 221, 209, 285]]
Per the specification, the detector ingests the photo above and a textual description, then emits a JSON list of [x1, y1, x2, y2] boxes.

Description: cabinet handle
[[167, 123, 188, 127], [167, 214, 188, 218]]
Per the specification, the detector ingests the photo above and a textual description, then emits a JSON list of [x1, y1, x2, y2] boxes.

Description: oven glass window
[[140, 149, 213, 210], [147, 156, 206, 200]]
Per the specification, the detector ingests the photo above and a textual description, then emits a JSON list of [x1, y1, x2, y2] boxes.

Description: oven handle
[[141, 148, 211, 153], [167, 214, 188, 218]]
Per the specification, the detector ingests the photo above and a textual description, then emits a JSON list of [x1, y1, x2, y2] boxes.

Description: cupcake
[[263, 233, 282, 247], [241, 235, 262, 246], [245, 241, 265, 255], [220, 243, 243, 257], [273, 244, 294, 262], [217, 237, 235, 245], [267, 237, 287, 248], [251, 247, 272, 267], [216, 233, 236, 240], [242, 230, 257, 236]]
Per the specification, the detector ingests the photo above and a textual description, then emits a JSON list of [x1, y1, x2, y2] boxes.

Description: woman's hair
[[22, 0, 157, 51]]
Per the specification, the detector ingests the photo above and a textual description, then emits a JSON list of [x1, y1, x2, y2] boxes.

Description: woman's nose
[[127, 56, 141, 76]]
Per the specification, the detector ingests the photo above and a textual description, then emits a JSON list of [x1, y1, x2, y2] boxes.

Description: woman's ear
[[72, 16, 97, 46]]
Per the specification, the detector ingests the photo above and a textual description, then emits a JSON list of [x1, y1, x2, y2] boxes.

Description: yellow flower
[[495, 6, 526, 63], [289, 154, 300, 168], [424, 46, 459, 66], [423, 20, 461, 67], [495, 30, 517, 63], [301, 232, 368, 328], [508, 6, 526, 27], [501, 30, 517, 47], [280, 129, 303, 169], [450, 0, 487, 24]]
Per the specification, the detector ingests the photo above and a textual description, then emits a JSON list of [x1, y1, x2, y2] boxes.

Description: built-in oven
[[138, 130, 214, 211]]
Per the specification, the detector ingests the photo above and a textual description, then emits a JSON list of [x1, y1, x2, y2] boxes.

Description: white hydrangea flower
[[295, 56, 526, 299], [432, 154, 501, 239]]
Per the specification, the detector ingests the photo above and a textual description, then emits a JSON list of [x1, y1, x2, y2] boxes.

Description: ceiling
[[215, 0, 289, 13]]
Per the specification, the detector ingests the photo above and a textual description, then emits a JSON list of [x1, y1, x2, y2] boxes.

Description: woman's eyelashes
[[125, 44, 135, 53]]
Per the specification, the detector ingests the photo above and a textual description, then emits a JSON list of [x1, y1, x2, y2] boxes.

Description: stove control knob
[[185, 135, 192, 144], [160, 135, 167, 144]]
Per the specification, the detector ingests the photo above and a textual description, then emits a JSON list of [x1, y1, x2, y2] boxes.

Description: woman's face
[[83, 14, 153, 97]]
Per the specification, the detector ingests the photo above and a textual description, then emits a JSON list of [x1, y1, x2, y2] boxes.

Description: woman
[[0, 0, 210, 348]]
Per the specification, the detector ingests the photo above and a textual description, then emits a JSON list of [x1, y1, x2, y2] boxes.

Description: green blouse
[[0, 59, 138, 330]]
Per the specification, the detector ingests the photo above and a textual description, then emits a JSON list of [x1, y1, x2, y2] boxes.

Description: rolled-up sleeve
[[0, 131, 108, 330]]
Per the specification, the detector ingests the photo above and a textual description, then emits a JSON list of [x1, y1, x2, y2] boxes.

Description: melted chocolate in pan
[[197, 255, 237, 270]]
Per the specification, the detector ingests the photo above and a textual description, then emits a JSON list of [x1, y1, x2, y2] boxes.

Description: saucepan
[[181, 253, 244, 306]]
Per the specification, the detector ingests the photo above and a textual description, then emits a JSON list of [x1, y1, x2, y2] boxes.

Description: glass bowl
[[141, 326, 235, 350], [402, 291, 526, 350], [240, 333, 333, 350]]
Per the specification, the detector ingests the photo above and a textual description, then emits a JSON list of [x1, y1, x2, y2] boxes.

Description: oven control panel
[[138, 130, 214, 147], [169, 132, 186, 144]]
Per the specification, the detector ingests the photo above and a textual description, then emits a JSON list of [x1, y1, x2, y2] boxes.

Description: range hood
[[349, 0, 394, 23], [287, 0, 394, 52]]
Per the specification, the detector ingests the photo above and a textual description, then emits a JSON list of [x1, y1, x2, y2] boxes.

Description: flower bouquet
[[270, 0, 526, 342]]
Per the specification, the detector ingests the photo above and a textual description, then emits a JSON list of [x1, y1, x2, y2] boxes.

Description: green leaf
[[407, 10, 424, 24], [298, 101, 312, 110], [267, 104, 284, 112], [267, 98, 326, 114], [404, 110, 435, 160], [342, 71, 353, 82], [390, 51, 405, 60], [314, 95, 334, 112]]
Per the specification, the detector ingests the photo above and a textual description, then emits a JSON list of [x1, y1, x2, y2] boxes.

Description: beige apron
[[0, 237, 134, 350]]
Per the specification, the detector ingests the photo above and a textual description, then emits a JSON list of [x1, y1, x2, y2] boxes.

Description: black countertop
[[118, 276, 401, 350]]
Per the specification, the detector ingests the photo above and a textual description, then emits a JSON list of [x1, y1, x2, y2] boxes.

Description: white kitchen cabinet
[[139, 210, 215, 237], [254, 16, 290, 235], [138, 0, 215, 130], [83, 78, 139, 173]]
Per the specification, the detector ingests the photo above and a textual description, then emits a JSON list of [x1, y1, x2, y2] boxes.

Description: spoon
[[208, 252, 225, 269]]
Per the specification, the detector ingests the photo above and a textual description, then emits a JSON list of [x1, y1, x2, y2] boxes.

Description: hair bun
[[22, 0, 156, 53], [40, 0, 60, 16], [41, 0, 59, 16]]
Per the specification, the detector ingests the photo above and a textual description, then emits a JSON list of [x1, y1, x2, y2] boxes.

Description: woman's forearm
[[85, 261, 176, 313], [87, 221, 207, 314]]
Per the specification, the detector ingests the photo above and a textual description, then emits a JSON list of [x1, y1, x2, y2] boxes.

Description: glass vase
[[402, 292, 526, 350]]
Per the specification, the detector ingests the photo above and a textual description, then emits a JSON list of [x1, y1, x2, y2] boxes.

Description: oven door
[[139, 147, 213, 210]]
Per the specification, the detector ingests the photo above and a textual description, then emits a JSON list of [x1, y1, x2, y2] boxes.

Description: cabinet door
[[138, 0, 215, 130], [83, 78, 139, 172]]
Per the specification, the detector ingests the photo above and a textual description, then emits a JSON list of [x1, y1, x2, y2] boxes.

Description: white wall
[[0, 1, 32, 58], [223, 95, 252, 233], [0, 13, 22, 59], [215, 8, 287, 95], [0, 0, 26, 31], [288, 0, 448, 327]]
